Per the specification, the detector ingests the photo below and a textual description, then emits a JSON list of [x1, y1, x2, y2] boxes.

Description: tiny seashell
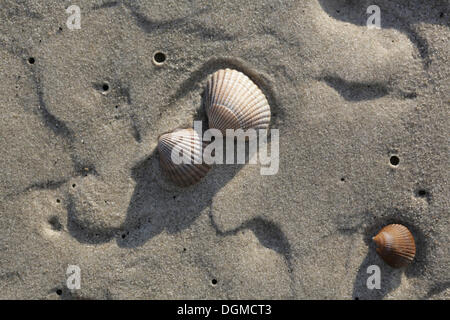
[[372, 224, 416, 268], [158, 128, 210, 187], [205, 68, 271, 135]]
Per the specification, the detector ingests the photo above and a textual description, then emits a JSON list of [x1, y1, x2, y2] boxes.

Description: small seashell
[[157, 128, 210, 187], [205, 68, 271, 135], [372, 224, 416, 268]]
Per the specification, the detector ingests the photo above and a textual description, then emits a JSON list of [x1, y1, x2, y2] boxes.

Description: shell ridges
[[157, 128, 210, 187], [372, 224, 416, 268], [205, 68, 271, 134]]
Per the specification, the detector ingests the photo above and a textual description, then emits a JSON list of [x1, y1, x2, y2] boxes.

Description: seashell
[[205, 68, 271, 135], [372, 224, 416, 268], [158, 128, 210, 187]]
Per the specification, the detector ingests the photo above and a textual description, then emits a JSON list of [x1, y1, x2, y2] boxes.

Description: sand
[[0, 0, 448, 299]]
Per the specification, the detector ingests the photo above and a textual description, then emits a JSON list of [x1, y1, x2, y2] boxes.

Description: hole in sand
[[416, 189, 429, 199], [102, 83, 110, 92], [418, 190, 426, 196], [28, 57, 35, 64], [211, 279, 217, 285], [390, 155, 400, 166], [153, 51, 166, 65], [56, 289, 62, 295], [48, 216, 62, 231]]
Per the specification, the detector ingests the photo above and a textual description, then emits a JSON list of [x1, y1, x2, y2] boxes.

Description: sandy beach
[[0, 0, 448, 299]]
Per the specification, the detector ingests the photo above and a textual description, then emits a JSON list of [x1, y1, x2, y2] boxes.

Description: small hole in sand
[[340, 177, 345, 182], [72, 184, 76, 188], [183, 248, 186, 252], [56, 199, 61, 203], [102, 83, 110, 92], [416, 189, 429, 198], [354, 297, 359, 300], [56, 289, 62, 295], [153, 51, 166, 65], [211, 279, 217, 285], [390, 155, 400, 166], [48, 216, 62, 231], [28, 57, 35, 64]]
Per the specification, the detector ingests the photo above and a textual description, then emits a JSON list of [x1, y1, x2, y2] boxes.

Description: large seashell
[[205, 68, 271, 135], [157, 128, 210, 187], [372, 224, 416, 268]]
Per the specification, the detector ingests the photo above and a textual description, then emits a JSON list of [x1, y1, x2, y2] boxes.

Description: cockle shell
[[205, 68, 271, 135], [372, 224, 416, 268], [157, 128, 210, 187]]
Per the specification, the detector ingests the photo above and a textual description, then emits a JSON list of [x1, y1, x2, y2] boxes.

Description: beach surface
[[0, 0, 449, 299]]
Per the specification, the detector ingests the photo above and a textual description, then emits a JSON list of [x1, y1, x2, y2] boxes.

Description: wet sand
[[0, 0, 448, 299]]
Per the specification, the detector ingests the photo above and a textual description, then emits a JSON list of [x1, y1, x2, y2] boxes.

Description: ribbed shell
[[157, 128, 210, 187], [372, 224, 416, 268], [205, 69, 271, 135]]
